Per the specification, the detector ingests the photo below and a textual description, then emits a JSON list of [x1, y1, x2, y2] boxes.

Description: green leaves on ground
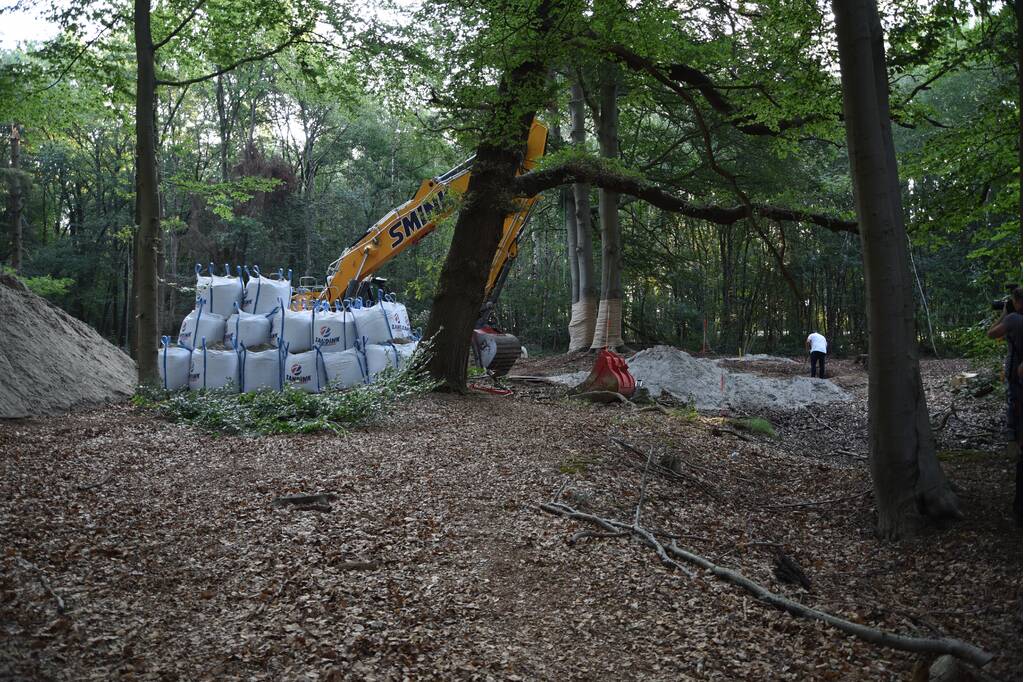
[[133, 353, 436, 436]]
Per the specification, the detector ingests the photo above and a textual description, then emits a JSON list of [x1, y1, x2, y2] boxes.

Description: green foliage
[[0, 267, 74, 299], [134, 351, 437, 436], [939, 325, 1005, 361], [726, 417, 777, 438]]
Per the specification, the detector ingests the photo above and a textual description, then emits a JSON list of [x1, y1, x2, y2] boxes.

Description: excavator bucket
[[575, 349, 636, 398]]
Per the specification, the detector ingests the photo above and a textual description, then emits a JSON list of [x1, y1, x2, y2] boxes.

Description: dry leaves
[[0, 358, 1019, 680]]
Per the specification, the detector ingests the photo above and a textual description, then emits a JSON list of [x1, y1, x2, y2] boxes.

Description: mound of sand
[[552, 345, 849, 411], [0, 273, 137, 418]]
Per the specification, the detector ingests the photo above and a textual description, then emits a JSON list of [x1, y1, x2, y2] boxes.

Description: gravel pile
[[552, 345, 850, 411]]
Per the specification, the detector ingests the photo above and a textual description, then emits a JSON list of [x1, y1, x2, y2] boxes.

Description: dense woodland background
[[0, 0, 1019, 357]]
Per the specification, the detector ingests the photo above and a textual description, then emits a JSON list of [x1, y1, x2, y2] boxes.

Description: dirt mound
[[552, 345, 850, 411], [0, 273, 137, 418]]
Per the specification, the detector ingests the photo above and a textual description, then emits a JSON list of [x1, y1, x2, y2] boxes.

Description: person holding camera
[[987, 286, 1022, 522], [805, 331, 828, 378]]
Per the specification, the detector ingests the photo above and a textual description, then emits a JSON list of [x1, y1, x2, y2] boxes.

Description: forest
[[0, 0, 1021, 679]]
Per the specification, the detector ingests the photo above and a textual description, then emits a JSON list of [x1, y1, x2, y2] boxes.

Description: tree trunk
[[134, 0, 160, 382], [422, 116, 537, 390], [7, 124, 23, 272], [568, 79, 596, 351], [833, 0, 960, 539], [591, 63, 624, 350]]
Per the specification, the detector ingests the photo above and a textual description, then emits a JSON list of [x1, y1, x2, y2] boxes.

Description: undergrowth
[[133, 349, 436, 436], [727, 416, 777, 438]]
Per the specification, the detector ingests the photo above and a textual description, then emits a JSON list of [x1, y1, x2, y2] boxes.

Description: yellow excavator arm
[[316, 120, 548, 306]]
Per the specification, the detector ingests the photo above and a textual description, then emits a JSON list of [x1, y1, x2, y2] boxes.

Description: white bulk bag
[[313, 306, 356, 352], [189, 344, 239, 390], [159, 337, 191, 390], [224, 306, 273, 348], [270, 302, 313, 353], [387, 340, 418, 369], [284, 350, 326, 393], [193, 264, 213, 309], [352, 295, 412, 345], [242, 266, 292, 315], [322, 348, 366, 388], [361, 343, 401, 381], [178, 304, 226, 350], [239, 346, 282, 392], [196, 264, 244, 318]]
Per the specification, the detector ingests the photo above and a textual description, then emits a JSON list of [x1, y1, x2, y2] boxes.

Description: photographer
[[987, 286, 1022, 522]]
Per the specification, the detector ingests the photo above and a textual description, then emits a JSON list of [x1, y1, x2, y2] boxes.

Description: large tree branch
[[152, 0, 207, 51], [155, 30, 305, 87], [512, 160, 858, 234], [592, 39, 820, 136]]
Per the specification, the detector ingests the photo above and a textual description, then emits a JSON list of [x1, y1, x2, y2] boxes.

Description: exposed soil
[[1, 356, 1020, 680], [0, 274, 137, 418]]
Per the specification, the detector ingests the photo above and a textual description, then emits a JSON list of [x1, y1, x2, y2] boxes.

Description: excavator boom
[[319, 121, 547, 306]]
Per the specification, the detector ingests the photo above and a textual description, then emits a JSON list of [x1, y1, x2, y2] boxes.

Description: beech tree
[[832, 0, 960, 538]]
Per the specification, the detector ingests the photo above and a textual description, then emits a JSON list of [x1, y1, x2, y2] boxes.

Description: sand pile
[[553, 345, 849, 411], [0, 273, 137, 418]]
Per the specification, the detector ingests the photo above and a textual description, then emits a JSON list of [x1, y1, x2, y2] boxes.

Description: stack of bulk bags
[[283, 348, 327, 393], [178, 303, 226, 350], [322, 348, 366, 388], [270, 301, 315, 353], [189, 340, 239, 390], [359, 340, 402, 381], [238, 345, 283, 393], [195, 263, 244, 317], [312, 303, 356, 352], [387, 340, 419, 369], [224, 303, 273, 349], [242, 266, 292, 315], [352, 294, 412, 345], [158, 336, 192, 390]]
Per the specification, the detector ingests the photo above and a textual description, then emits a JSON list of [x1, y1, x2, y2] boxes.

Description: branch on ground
[[541, 501, 994, 667]]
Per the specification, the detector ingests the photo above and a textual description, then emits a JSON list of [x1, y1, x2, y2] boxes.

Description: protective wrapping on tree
[[270, 301, 314, 353], [178, 304, 226, 350], [322, 348, 367, 388], [284, 349, 327, 393], [158, 337, 191, 391], [195, 264, 244, 317], [353, 295, 412, 345], [224, 305, 273, 348], [242, 267, 292, 315], [239, 346, 283, 393], [188, 341, 239, 390], [568, 297, 597, 351], [312, 305, 356, 352], [590, 298, 624, 350]]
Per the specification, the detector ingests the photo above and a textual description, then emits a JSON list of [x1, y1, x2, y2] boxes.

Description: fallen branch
[[635, 404, 673, 416], [769, 489, 872, 510], [803, 406, 842, 434], [611, 437, 721, 501], [572, 391, 634, 405], [540, 502, 696, 578], [76, 471, 115, 492], [569, 530, 629, 544], [271, 493, 337, 508], [539, 503, 993, 667], [16, 558, 65, 614], [662, 540, 993, 667], [711, 426, 752, 442]]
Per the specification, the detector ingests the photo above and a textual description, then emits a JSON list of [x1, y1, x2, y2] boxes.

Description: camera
[[992, 298, 1010, 312]]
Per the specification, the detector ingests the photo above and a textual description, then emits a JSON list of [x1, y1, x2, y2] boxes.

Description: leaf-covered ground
[[1, 358, 1020, 680]]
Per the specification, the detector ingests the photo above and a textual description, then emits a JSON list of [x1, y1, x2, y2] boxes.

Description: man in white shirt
[[806, 331, 828, 378]]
